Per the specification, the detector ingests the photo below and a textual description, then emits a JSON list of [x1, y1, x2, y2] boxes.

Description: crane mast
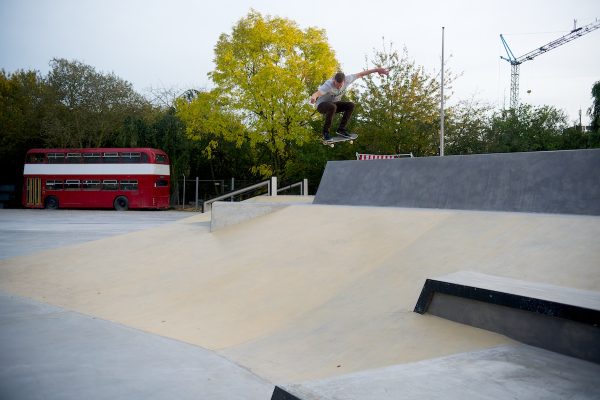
[[500, 19, 600, 109]]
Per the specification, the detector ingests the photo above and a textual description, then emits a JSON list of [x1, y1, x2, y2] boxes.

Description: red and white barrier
[[356, 152, 413, 160]]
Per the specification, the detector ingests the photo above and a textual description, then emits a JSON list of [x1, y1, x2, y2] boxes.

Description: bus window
[[103, 152, 119, 163], [82, 180, 101, 190], [64, 180, 80, 190], [27, 153, 45, 163], [155, 154, 167, 163], [46, 180, 63, 190], [155, 179, 169, 187], [83, 153, 102, 163], [121, 152, 142, 163], [102, 180, 118, 190], [48, 153, 65, 163], [66, 153, 82, 164], [120, 180, 138, 191]]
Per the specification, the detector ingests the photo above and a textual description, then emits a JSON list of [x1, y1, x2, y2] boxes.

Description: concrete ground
[[0, 292, 272, 400], [0, 209, 194, 260], [1, 202, 599, 396]]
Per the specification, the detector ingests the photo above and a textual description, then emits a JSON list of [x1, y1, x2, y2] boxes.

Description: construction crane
[[500, 19, 600, 109]]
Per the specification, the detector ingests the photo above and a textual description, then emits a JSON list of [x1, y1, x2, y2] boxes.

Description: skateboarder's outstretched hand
[[376, 67, 390, 76]]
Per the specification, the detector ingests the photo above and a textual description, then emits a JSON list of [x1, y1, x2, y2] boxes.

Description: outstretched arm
[[356, 67, 389, 78], [309, 89, 324, 104]]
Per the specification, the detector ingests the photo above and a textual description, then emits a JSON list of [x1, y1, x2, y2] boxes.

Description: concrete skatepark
[[1, 149, 599, 399]]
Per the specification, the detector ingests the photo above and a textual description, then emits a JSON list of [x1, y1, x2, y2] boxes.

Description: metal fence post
[[195, 177, 199, 209], [302, 179, 308, 196], [270, 177, 277, 196], [182, 174, 185, 210]]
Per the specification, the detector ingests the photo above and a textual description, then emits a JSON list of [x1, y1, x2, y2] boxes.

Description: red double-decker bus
[[22, 148, 171, 210]]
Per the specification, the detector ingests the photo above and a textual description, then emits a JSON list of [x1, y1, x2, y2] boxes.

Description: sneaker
[[323, 132, 331, 140], [336, 129, 351, 138]]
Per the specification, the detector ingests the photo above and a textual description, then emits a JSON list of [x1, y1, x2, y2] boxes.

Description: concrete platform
[[273, 345, 600, 400], [0, 292, 272, 400]]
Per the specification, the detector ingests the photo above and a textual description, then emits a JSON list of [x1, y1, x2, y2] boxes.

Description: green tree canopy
[[589, 80, 600, 133], [44, 58, 150, 147], [202, 10, 338, 177], [0, 69, 47, 156], [0, 69, 49, 189], [354, 44, 447, 156], [444, 98, 493, 155], [486, 104, 568, 153]]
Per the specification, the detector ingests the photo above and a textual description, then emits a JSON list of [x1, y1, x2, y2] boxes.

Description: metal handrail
[[277, 181, 303, 195], [202, 180, 270, 212]]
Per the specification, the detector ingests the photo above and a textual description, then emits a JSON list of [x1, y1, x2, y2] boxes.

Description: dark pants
[[317, 101, 355, 134]]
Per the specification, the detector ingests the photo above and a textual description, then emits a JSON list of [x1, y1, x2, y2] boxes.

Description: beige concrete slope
[[0, 205, 599, 383]]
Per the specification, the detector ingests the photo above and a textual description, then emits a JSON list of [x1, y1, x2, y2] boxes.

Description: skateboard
[[322, 133, 358, 147]]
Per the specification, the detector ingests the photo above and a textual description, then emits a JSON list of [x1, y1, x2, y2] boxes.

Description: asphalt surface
[[0, 292, 273, 400], [0, 209, 195, 260]]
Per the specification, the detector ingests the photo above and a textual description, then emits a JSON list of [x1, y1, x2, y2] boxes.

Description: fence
[[174, 177, 309, 211]]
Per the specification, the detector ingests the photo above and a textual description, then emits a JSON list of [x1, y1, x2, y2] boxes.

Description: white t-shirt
[[315, 74, 358, 106]]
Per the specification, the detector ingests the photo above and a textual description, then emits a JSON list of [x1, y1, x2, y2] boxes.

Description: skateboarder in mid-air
[[309, 67, 389, 141]]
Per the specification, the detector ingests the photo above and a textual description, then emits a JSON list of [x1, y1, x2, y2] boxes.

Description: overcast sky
[[1, 0, 599, 123]]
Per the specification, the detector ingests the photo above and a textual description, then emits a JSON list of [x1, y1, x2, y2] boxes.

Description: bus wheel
[[114, 196, 129, 211], [45, 196, 59, 210]]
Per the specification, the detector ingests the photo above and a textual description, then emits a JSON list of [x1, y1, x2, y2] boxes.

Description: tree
[[0, 69, 47, 156], [0, 69, 48, 201], [444, 98, 493, 155], [207, 10, 338, 177], [354, 44, 448, 156], [44, 58, 149, 147], [486, 104, 567, 153], [588, 80, 600, 135], [176, 89, 257, 179]]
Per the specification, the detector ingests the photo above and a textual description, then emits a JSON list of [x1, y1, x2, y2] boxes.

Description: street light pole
[[440, 26, 445, 157]]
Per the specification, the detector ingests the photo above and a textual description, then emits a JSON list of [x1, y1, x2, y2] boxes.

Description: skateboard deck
[[322, 133, 358, 147]]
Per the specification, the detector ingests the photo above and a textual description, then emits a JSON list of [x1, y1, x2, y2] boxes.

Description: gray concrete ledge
[[414, 271, 600, 363], [210, 201, 290, 231], [210, 199, 313, 231], [314, 149, 600, 215], [273, 345, 600, 400]]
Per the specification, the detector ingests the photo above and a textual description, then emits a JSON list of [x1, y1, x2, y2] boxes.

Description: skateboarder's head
[[333, 72, 345, 89]]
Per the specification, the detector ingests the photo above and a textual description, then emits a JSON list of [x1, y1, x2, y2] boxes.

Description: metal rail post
[[195, 177, 199, 209]]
